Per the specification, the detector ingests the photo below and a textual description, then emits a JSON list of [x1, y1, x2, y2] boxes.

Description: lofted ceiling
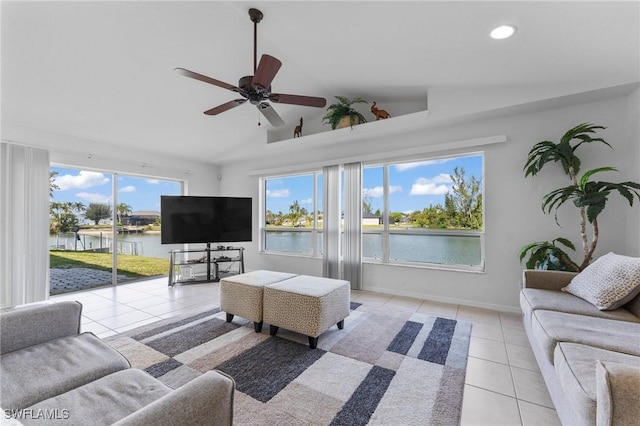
[[2, 1, 639, 165]]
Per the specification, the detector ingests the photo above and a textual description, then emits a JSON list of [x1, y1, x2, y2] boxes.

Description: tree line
[[50, 171, 137, 233], [267, 167, 483, 230], [49, 201, 135, 233]]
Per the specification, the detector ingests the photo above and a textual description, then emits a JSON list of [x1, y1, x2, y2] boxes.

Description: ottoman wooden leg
[[308, 336, 318, 349], [337, 320, 344, 329], [254, 321, 263, 333], [226, 313, 234, 322], [270, 325, 279, 336]]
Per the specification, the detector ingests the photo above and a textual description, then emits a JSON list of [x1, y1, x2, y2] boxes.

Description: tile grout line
[[49, 279, 559, 424]]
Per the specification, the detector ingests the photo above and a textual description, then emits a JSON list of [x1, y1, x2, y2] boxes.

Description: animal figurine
[[293, 117, 303, 138], [370, 102, 390, 120]]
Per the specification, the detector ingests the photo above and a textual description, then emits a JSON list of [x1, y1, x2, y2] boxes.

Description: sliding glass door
[[49, 166, 181, 295]]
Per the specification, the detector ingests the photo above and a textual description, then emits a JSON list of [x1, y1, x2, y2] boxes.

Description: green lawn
[[50, 250, 169, 278]]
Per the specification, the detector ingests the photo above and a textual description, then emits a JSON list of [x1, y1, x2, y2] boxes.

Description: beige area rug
[[106, 302, 472, 425]]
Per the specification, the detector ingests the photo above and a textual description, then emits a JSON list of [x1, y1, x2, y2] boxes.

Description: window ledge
[[259, 250, 322, 260], [266, 109, 430, 149], [257, 251, 485, 274], [363, 258, 485, 274]]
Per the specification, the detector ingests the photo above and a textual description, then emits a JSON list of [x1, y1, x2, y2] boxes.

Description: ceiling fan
[[175, 8, 326, 127]]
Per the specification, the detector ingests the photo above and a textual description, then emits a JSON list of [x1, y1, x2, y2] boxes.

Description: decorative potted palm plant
[[322, 96, 368, 129], [519, 123, 640, 271]]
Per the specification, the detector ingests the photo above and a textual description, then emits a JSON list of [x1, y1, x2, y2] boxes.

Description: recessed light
[[490, 25, 517, 40]]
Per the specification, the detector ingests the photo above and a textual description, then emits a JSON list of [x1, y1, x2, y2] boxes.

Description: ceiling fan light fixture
[[490, 24, 517, 40]]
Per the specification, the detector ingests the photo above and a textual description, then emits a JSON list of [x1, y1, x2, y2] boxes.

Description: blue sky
[[52, 154, 482, 215], [50, 167, 181, 212], [265, 154, 483, 215]]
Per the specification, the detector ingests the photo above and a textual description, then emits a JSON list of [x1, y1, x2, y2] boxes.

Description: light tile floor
[[49, 277, 561, 426]]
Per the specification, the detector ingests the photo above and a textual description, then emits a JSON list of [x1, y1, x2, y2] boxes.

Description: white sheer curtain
[[0, 143, 51, 308], [322, 165, 341, 279], [343, 162, 362, 289]]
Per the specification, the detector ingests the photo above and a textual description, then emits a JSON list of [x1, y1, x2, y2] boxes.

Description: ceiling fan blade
[[204, 99, 246, 115], [252, 54, 282, 90], [258, 102, 285, 127], [269, 93, 327, 108], [175, 68, 239, 92]]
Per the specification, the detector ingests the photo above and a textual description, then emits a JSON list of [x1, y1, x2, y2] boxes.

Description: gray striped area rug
[[106, 302, 472, 425]]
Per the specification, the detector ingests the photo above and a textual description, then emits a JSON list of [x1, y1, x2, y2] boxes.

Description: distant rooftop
[[130, 211, 160, 217]]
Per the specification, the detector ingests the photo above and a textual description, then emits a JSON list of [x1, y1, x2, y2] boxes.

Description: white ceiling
[[2, 1, 639, 165]]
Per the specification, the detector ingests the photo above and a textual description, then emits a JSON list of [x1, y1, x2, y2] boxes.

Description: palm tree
[[49, 201, 80, 233], [522, 123, 640, 271], [49, 170, 60, 198], [116, 203, 133, 224], [71, 202, 86, 213], [288, 201, 303, 227]]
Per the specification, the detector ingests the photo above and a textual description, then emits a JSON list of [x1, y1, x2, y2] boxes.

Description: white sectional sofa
[[1, 301, 235, 425], [520, 269, 640, 425]]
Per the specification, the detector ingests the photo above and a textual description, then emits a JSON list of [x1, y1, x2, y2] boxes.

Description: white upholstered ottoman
[[220, 270, 296, 332], [263, 275, 350, 348]]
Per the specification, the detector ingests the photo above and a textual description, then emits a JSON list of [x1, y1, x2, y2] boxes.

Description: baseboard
[[360, 285, 521, 314]]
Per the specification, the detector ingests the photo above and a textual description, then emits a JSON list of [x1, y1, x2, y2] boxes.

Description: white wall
[[220, 90, 640, 312], [625, 87, 640, 256], [2, 125, 220, 195]]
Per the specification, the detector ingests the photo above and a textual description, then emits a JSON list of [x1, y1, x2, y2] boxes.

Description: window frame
[[361, 154, 485, 272], [259, 171, 323, 257], [258, 152, 486, 272]]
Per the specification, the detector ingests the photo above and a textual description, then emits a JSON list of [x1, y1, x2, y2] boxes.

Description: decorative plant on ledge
[[322, 96, 368, 129], [519, 123, 640, 271]]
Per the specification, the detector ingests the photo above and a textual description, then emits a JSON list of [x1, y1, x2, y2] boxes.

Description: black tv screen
[[161, 196, 252, 244]]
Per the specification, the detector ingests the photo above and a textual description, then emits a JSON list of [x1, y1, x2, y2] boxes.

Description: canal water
[[51, 231, 481, 266]]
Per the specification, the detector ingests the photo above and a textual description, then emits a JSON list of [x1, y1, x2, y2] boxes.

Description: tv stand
[[168, 245, 245, 286]]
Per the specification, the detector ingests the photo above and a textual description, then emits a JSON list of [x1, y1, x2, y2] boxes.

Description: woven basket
[[337, 115, 360, 129]]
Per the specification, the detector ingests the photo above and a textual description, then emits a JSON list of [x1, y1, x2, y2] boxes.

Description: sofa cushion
[[554, 343, 640, 426], [19, 369, 172, 425], [531, 310, 640, 364], [0, 332, 130, 410], [521, 288, 640, 323], [624, 292, 640, 318], [0, 301, 82, 355], [596, 361, 640, 426], [562, 252, 640, 310]]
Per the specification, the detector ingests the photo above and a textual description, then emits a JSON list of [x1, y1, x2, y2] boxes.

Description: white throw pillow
[[562, 252, 640, 310]]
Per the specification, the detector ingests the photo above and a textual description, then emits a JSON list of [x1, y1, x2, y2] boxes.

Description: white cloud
[[363, 185, 402, 198], [54, 171, 110, 191], [363, 186, 384, 198], [119, 186, 136, 193], [75, 192, 111, 203], [409, 174, 452, 195], [389, 185, 402, 195], [394, 159, 454, 172], [301, 198, 313, 205], [146, 179, 160, 184], [266, 189, 290, 198]]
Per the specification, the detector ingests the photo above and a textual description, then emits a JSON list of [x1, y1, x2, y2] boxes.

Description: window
[[363, 154, 484, 269], [260, 153, 484, 270], [262, 172, 322, 256]]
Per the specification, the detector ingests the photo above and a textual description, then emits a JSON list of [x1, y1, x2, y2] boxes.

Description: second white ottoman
[[263, 275, 350, 348], [220, 270, 296, 332]]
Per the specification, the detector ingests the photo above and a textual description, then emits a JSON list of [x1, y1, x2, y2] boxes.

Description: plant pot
[[337, 115, 360, 129]]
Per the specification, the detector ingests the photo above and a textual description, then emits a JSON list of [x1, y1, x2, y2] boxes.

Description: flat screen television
[[161, 195, 252, 244]]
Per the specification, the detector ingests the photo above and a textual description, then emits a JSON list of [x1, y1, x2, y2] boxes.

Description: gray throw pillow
[[562, 252, 640, 310]]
